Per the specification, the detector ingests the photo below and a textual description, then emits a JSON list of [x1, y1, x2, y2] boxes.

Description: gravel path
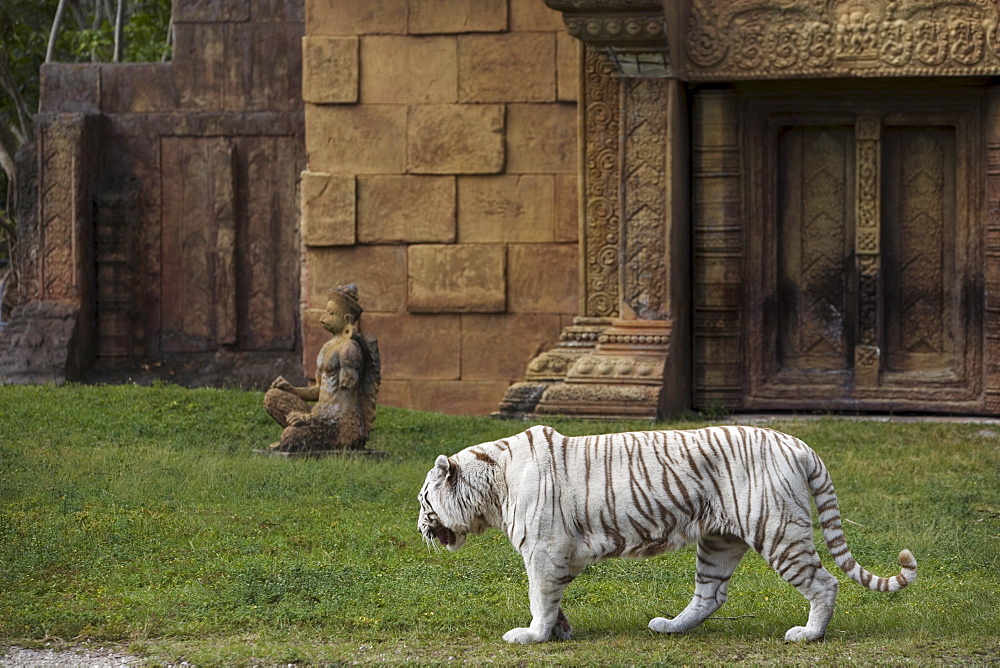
[[0, 647, 145, 667]]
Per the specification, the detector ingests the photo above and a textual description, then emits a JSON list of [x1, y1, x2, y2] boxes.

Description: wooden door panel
[[776, 125, 854, 375], [881, 125, 961, 379], [160, 137, 236, 354], [159, 136, 299, 355]]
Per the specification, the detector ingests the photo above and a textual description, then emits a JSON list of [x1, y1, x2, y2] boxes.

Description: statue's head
[[321, 284, 363, 334]]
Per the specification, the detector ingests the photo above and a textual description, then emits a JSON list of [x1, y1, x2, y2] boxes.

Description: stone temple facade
[[9, 0, 1000, 419]]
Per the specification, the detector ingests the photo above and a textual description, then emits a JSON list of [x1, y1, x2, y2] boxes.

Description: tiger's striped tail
[[808, 453, 918, 592]]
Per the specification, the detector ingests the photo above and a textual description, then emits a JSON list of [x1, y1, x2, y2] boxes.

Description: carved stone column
[[498, 0, 689, 419], [0, 113, 100, 383]]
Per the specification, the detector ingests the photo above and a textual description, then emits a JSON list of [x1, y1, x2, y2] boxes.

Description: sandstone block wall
[[303, 0, 579, 414]]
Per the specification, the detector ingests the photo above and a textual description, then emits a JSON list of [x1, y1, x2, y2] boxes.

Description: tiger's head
[[417, 454, 471, 551], [418, 451, 500, 552]]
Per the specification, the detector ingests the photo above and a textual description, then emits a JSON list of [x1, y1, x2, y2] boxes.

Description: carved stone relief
[[685, 0, 1000, 80], [621, 77, 668, 320], [855, 115, 881, 386], [499, 40, 681, 419], [581, 45, 621, 319], [521, 0, 1000, 417]]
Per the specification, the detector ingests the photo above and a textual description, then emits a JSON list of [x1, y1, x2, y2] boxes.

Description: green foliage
[[0, 0, 172, 262], [0, 385, 997, 664]]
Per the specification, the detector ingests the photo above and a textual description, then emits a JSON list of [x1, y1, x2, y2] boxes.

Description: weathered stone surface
[[306, 104, 407, 173], [159, 134, 300, 355], [460, 314, 563, 380], [172, 23, 225, 110], [457, 175, 554, 243], [39, 65, 100, 114], [458, 33, 555, 103], [100, 64, 178, 113], [408, 380, 510, 415], [408, 244, 505, 313], [507, 244, 578, 314], [301, 171, 356, 246], [407, 105, 504, 174], [106, 110, 302, 137], [557, 32, 580, 103], [174, 0, 249, 22], [364, 313, 461, 380], [507, 103, 577, 173], [174, 21, 303, 112], [0, 302, 81, 384], [376, 379, 410, 408], [305, 245, 407, 311], [409, 0, 507, 34], [228, 21, 304, 111], [358, 176, 455, 244], [22, 0, 306, 389], [252, 0, 304, 22], [307, 0, 407, 35], [554, 174, 579, 242], [302, 36, 358, 103], [360, 36, 456, 104], [510, 0, 564, 31]]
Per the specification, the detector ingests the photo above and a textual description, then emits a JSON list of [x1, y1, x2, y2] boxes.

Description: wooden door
[[742, 91, 983, 412], [159, 136, 299, 355]]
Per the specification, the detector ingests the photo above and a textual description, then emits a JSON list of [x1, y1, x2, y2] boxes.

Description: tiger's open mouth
[[433, 525, 457, 547]]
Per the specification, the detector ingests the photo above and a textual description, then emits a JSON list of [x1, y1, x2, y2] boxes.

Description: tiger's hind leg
[[758, 527, 839, 641], [649, 533, 749, 635]]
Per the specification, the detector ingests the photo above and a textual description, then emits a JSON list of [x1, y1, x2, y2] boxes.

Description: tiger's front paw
[[784, 625, 823, 642], [648, 616, 683, 634], [502, 627, 546, 644]]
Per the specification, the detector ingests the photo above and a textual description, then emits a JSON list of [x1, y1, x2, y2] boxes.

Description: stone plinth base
[[495, 317, 610, 418], [0, 301, 82, 384], [533, 319, 673, 419]]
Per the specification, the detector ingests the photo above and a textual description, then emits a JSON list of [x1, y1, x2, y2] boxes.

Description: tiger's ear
[[434, 455, 451, 478], [434, 454, 459, 483]]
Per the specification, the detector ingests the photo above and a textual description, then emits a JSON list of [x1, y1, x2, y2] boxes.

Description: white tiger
[[417, 425, 917, 644]]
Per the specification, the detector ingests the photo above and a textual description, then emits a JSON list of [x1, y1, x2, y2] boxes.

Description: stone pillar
[[498, 0, 689, 419], [0, 112, 100, 383]]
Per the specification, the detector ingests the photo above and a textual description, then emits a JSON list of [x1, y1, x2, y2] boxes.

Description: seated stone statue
[[264, 284, 380, 452]]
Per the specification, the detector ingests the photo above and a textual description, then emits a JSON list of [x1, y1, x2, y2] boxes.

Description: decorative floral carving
[[914, 19, 948, 65], [951, 18, 986, 65], [621, 78, 668, 320], [879, 20, 911, 66], [686, 3, 726, 67], [582, 45, 621, 318]]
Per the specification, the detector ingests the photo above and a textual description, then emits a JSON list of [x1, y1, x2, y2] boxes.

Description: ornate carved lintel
[[684, 0, 1000, 81]]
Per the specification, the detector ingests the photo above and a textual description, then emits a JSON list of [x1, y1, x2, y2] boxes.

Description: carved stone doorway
[[693, 82, 997, 414]]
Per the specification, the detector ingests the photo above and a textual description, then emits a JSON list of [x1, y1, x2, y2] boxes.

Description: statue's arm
[[270, 375, 320, 402], [339, 339, 363, 390]]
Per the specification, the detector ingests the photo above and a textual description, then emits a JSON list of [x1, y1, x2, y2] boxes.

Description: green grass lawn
[[0, 384, 997, 665]]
